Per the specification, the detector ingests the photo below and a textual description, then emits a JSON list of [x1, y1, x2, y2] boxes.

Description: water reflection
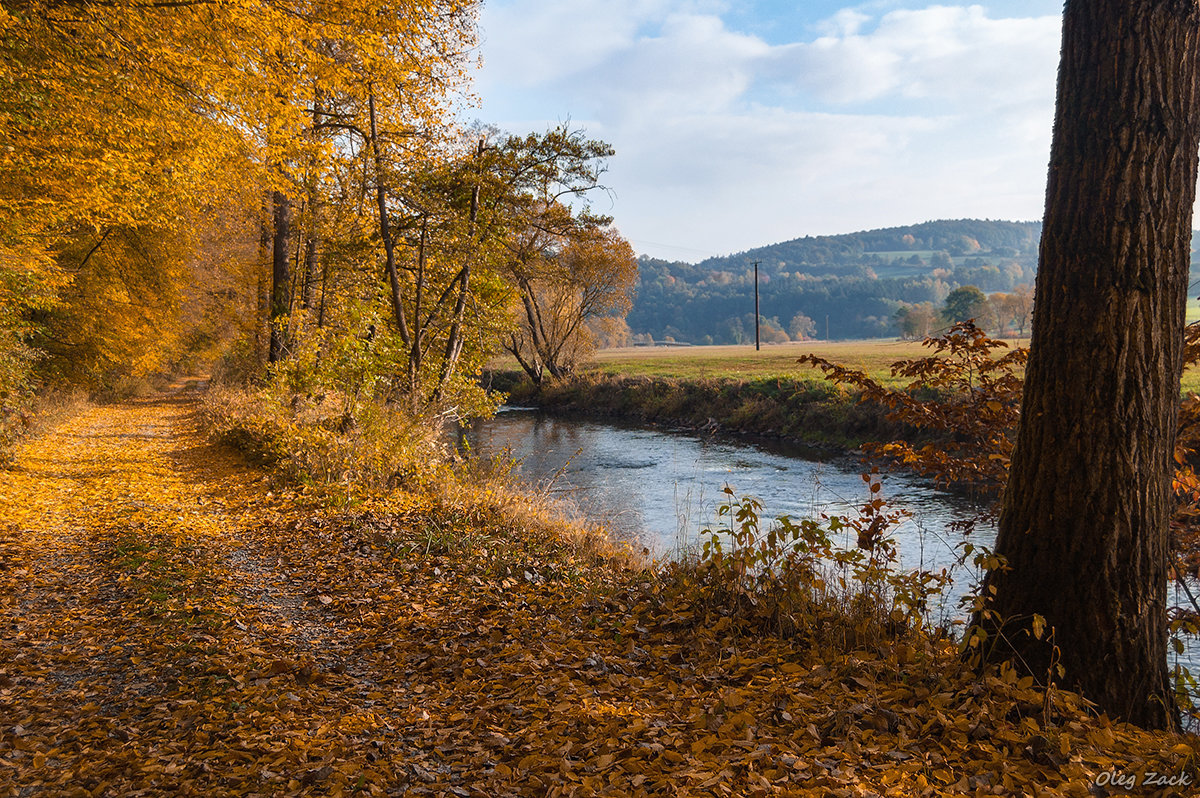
[[463, 409, 992, 575]]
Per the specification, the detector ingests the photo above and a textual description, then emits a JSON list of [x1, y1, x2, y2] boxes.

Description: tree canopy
[[0, 0, 639, 420]]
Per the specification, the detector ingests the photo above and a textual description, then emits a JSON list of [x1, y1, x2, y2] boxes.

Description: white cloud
[[772, 5, 1061, 108], [577, 14, 769, 119], [815, 9, 872, 38], [473, 2, 1064, 260], [604, 108, 1050, 257]]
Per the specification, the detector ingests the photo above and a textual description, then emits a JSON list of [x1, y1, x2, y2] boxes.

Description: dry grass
[[538, 338, 1200, 394], [200, 382, 645, 575], [582, 338, 1028, 388]]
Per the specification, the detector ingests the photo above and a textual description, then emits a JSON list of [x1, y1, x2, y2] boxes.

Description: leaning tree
[[980, 0, 1200, 729]]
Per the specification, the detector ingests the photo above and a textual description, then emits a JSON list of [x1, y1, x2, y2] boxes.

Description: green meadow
[[582, 337, 1200, 394]]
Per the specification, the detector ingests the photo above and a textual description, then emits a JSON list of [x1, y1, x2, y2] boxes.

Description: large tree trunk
[[268, 189, 292, 364], [982, 0, 1200, 730]]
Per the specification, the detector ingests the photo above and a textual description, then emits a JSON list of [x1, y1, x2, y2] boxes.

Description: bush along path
[[0, 386, 1196, 797]]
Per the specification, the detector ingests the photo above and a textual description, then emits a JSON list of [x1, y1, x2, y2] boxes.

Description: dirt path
[[0, 387, 402, 796], [0, 389, 1192, 797]]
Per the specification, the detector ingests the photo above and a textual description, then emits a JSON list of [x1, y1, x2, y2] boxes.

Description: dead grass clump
[[201, 384, 447, 493]]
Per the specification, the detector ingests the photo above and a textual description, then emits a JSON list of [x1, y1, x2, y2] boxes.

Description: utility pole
[[753, 261, 760, 351]]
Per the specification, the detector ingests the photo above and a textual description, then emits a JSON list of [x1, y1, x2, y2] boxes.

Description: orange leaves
[[0, 389, 1195, 796], [801, 321, 1024, 500]]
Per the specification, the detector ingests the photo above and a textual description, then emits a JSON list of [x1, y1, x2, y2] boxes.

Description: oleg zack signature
[[1093, 770, 1193, 790]]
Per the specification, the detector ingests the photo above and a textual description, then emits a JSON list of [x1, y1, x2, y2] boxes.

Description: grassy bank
[[495, 369, 916, 451]]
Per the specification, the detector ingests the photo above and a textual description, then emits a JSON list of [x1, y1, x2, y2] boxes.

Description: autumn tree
[[364, 132, 511, 414], [0, 0, 253, 388], [979, 0, 1200, 729], [475, 126, 637, 385], [989, 286, 1034, 339], [758, 316, 791, 344], [1010, 283, 1034, 337], [506, 226, 637, 383], [587, 316, 633, 349], [894, 302, 938, 340], [788, 312, 816, 341], [258, 113, 506, 416], [0, 0, 482, 399]]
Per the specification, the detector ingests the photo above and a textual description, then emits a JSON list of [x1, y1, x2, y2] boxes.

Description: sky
[[469, 1, 1065, 262]]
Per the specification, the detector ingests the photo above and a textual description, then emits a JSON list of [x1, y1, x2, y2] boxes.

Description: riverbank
[[3, 382, 1195, 796], [491, 369, 914, 452]]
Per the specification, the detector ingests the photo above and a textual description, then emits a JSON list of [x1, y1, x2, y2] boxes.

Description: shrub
[[685, 475, 951, 647], [202, 384, 448, 494]]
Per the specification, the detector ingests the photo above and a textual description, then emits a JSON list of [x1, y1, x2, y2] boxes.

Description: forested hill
[[696, 218, 1043, 276], [628, 219, 1042, 343]]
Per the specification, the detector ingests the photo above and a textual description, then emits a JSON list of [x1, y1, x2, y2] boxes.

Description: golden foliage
[[0, 0, 480, 396]]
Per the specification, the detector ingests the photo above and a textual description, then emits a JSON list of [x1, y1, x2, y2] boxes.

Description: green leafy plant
[[694, 474, 951, 645]]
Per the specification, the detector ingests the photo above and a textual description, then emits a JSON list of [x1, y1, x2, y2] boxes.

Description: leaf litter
[[0, 389, 1195, 797]]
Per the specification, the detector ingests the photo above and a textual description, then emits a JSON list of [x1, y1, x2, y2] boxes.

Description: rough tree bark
[[267, 189, 292, 364], [982, 0, 1200, 729]]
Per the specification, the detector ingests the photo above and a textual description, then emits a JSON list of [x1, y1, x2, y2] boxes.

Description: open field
[[579, 337, 1200, 394], [585, 338, 1025, 387], [496, 337, 1200, 393]]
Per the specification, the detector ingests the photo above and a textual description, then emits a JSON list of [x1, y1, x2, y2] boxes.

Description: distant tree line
[[626, 220, 1042, 343], [619, 220, 1200, 346]]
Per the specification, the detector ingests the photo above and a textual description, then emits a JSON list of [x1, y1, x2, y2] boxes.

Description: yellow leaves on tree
[[0, 0, 480, 394], [506, 226, 638, 382]]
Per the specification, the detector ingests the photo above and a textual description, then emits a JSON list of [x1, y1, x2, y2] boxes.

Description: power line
[[754, 261, 760, 352]]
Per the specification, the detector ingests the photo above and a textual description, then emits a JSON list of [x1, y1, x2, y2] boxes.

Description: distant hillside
[[628, 220, 1042, 343], [697, 219, 1042, 276]]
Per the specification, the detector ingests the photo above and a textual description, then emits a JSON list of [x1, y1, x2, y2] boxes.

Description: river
[[463, 407, 1200, 678], [462, 407, 995, 625]]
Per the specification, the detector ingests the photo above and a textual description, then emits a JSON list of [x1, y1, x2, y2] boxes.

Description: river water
[[462, 407, 995, 625], [463, 408, 1200, 674]]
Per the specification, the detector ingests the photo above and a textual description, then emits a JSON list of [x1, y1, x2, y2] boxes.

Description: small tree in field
[[788, 312, 816, 341], [942, 285, 987, 324], [895, 302, 938, 340]]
